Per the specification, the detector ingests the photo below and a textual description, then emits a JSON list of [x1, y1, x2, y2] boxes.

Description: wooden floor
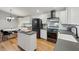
[[37, 39, 55, 51], [0, 38, 56, 51]]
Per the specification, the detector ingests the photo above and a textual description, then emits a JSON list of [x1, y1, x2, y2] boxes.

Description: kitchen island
[[55, 30, 79, 51], [17, 30, 37, 51]]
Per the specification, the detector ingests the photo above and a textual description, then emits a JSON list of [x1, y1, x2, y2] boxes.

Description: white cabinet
[[40, 14, 47, 24], [60, 10, 68, 24], [37, 13, 49, 24], [67, 7, 79, 25], [40, 29, 47, 39], [56, 10, 68, 30], [18, 31, 36, 51], [57, 7, 79, 25], [56, 9, 68, 24], [67, 8, 79, 37], [18, 17, 32, 27]]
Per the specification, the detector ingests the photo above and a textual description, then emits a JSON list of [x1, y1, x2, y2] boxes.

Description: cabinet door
[[37, 13, 48, 24], [68, 7, 79, 25], [18, 32, 29, 49], [30, 33, 36, 51], [59, 10, 68, 24], [40, 29, 47, 39]]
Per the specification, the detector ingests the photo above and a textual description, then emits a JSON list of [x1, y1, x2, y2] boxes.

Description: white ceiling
[[0, 7, 65, 16]]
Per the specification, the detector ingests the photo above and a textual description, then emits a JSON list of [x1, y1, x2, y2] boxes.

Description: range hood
[[47, 10, 59, 19]]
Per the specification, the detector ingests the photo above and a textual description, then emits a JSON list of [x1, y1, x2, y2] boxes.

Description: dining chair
[[0, 30, 12, 41]]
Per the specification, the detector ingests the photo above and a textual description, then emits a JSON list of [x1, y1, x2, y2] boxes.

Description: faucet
[[70, 26, 78, 38]]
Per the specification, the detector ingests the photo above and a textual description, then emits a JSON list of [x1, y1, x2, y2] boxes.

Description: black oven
[[47, 28, 58, 43]]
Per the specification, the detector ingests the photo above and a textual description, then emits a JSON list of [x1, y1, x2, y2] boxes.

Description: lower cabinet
[[40, 29, 47, 40], [18, 31, 37, 51]]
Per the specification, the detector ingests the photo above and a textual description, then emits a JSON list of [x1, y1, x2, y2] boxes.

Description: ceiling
[[0, 7, 65, 17]]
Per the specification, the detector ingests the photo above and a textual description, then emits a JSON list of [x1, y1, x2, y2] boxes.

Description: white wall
[[0, 10, 18, 29]]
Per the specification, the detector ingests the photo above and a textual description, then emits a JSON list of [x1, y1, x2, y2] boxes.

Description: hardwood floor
[[0, 38, 21, 51], [0, 38, 56, 51], [37, 39, 55, 51]]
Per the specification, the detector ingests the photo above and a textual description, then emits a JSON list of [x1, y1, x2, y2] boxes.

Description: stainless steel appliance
[[47, 10, 59, 43]]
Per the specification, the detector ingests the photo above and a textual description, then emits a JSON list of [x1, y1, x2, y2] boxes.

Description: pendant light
[[6, 9, 14, 22]]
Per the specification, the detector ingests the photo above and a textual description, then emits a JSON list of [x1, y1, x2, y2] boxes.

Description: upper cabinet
[[18, 17, 32, 27], [67, 7, 79, 25], [56, 9, 68, 24], [34, 13, 49, 24], [56, 7, 79, 25]]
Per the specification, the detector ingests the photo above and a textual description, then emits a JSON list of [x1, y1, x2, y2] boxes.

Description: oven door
[[47, 29, 58, 43]]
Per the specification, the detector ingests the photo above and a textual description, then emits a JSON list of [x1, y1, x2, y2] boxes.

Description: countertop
[[59, 30, 78, 40], [59, 30, 73, 35], [18, 29, 36, 35], [58, 30, 79, 43], [55, 30, 79, 51]]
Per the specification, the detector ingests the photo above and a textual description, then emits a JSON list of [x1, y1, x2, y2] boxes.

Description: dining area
[[0, 28, 18, 42]]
